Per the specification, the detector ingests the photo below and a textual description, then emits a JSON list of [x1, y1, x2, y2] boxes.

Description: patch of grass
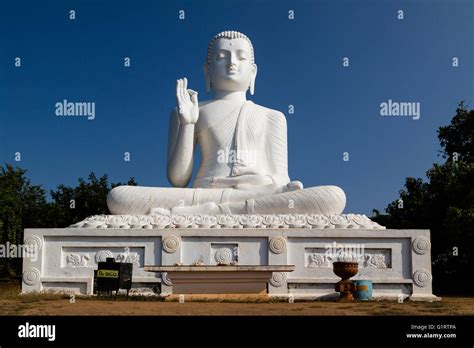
[[0, 282, 168, 303], [0, 282, 71, 303], [0, 281, 22, 299], [164, 295, 273, 303], [19, 293, 70, 303], [87, 294, 166, 302]]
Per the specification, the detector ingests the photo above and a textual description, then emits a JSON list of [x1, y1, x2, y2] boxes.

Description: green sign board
[[97, 269, 119, 278]]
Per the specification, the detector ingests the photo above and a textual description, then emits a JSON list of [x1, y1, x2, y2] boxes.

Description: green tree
[[0, 164, 48, 277], [0, 165, 137, 277], [47, 173, 137, 227], [438, 101, 474, 162], [372, 102, 474, 294]]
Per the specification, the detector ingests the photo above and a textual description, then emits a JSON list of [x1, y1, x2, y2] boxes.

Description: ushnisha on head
[[204, 31, 258, 95]]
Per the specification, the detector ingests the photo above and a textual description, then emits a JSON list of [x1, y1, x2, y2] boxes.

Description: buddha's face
[[205, 38, 257, 94]]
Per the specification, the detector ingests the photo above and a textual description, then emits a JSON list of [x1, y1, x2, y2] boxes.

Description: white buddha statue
[[107, 31, 346, 216]]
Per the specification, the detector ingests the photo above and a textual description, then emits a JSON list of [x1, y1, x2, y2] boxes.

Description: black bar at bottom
[[0, 315, 472, 346]]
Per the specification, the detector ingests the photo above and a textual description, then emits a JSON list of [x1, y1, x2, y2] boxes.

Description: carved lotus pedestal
[[333, 262, 359, 301]]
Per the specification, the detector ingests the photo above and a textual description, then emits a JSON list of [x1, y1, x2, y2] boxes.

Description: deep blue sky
[[1, 0, 473, 215]]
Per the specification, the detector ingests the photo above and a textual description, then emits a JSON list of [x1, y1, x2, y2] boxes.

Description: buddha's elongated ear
[[249, 63, 258, 95], [203, 63, 211, 93]]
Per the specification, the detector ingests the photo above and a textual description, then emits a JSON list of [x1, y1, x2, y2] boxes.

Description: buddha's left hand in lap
[[211, 174, 303, 197], [210, 174, 273, 188]]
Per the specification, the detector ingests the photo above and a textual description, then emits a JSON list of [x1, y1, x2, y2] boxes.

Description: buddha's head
[[204, 31, 258, 95]]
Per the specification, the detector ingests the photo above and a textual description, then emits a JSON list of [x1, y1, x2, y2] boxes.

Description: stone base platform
[[22, 220, 438, 301]]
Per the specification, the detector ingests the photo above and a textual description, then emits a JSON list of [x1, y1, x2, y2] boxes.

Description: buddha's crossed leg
[[107, 185, 345, 215]]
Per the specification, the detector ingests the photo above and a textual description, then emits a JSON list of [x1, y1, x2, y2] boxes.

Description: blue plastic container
[[352, 280, 373, 301]]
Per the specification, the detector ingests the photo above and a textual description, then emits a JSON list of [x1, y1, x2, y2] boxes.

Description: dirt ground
[[1, 282, 474, 316], [3, 296, 474, 316]]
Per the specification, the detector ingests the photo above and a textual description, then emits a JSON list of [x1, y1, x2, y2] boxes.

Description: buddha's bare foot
[[171, 202, 221, 215], [149, 207, 171, 215], [271, 181, 303, 194], [286, 181, 303, 191]]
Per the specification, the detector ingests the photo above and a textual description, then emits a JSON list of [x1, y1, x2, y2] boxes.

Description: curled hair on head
[[206, 31, 255, 65]]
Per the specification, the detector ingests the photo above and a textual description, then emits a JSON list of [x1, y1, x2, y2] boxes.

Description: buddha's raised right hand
[[176, 77, 199, 125]]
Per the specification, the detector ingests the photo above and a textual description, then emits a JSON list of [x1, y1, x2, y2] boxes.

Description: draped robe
[[193, 100, 290, 188]]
